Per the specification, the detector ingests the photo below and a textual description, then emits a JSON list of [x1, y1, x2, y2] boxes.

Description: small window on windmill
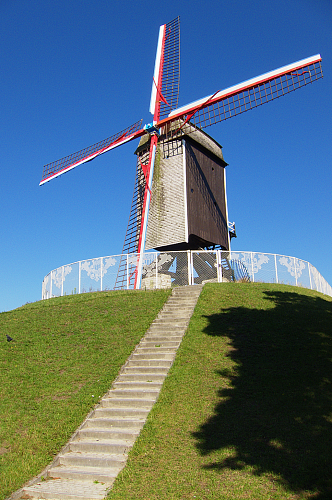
[[162, 138, 182, 158]]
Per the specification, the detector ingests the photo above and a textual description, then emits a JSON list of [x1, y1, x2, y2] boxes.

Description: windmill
[[40, 17, 323, 289]]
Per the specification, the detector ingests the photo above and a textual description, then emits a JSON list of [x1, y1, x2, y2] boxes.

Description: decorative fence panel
[[230, 251, 332, 296], [42, 250, 332, 300]]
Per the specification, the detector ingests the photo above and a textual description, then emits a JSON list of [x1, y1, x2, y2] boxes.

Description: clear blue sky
[[1, 0, 331, 312]]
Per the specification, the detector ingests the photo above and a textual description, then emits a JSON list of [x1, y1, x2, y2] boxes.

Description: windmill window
[[191, 188, 194, 193]]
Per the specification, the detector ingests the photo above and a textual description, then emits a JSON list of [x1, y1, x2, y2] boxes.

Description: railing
[[230, 251, 332, 297], [41, 250, 332, 300]]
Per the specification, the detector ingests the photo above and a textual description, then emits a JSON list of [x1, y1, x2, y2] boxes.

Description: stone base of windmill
[[141, 273, 172, 290]]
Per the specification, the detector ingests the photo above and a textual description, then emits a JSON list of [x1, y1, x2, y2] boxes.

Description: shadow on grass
[[193, 290, 332, 499]]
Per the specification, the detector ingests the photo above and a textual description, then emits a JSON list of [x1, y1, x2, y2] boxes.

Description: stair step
[[125, 359, 172, 367], [113, 380, 163, 388], [160, 305, 194, 311], [100, 397, 156, 408], [148, 323, 188, 329], [152, 316, 189, 322], [122, 364, 169, 372], [167, 297, 199, 301], [162, 303, 196, 308], [107, 388, 160, 398], [59, 451, 127, 468], [116, 373, 166, 381], [84, 417, 145, 429], [141, 336, 182, 343], [75, 427, 140, 441], [48, 464, 119, 482], [144, 332, 183, 338], [160, 308, 194, 312], [153, 310, 192, 316], [69, 439, 131, 454], [93, 406, 150, 418], [23, 479, 108, 500], [140, 340, 181, 346], [135, 346, 178, 353], [148, 324, 187, 330], [161, 312, 193, 316], [131, 353, 174, 360]]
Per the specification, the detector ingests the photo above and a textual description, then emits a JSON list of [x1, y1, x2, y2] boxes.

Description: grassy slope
[[0, 289, 171, 500], [108, 283, 332, 500]]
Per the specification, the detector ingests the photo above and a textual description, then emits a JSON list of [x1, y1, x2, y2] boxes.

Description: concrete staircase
[[19, 285, 203, 500]]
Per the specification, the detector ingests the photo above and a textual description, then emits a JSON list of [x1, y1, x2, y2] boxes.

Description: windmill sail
[[116, 17, 181, 289], [150, 16, 180, 120], [161, 54, 322, 131], [39, 119, 144, 185]]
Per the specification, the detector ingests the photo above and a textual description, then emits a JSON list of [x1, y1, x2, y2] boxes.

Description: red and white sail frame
[[39, 120, 145, 186], [134, 135, 158, 289], [134, 17, 173, 287], [149, 24, 166, 117], [159, 54, 322, 132], [167, 54, 321, 121]]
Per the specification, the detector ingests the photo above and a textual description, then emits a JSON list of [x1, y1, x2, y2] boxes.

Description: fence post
[[274, 254, 278, 284], [155, 252, 158, 289], [78, 261, 81, 294], [126, 254, 129, 289], [100, 257, 103, 291], [251, 252, 255, 283], [61, 266, 64, 296], [293, 257, 298, 286], [217, 250, 222, 282], [187, 250, 192, 285], [308, 263, 312, 290]]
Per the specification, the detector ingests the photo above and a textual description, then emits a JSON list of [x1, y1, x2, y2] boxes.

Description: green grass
[[2, 283, 332, 500], [108, 283, 332, 500], [0, 288, 171, 499]]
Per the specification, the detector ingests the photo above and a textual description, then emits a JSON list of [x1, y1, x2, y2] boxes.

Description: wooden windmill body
[[137, 125, 229, 252], [39, 17, 323, 289]]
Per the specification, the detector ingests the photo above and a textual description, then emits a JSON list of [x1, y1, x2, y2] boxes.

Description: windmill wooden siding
[[142, 126, 229, 252], [145, 138, 186, 249]]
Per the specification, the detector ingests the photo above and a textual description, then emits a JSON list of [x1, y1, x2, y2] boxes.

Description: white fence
[[42, 250, 332, 300]]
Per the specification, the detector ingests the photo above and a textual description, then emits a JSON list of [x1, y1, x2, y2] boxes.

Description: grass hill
[[2, 283, 332, 500], [0, 289, 171, 499]]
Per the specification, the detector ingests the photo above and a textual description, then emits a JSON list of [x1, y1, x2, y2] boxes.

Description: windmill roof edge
[[183, 128, 227, 165]]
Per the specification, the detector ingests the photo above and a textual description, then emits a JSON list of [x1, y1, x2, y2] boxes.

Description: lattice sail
[[159, 16, 180, 120], [40, 119, 144, 185], [114, 147, 150, 289], [164, 55, 323, 131], [150, 17, 180, 121]]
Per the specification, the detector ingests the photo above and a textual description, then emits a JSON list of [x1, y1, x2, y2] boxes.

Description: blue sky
[[1, 0, 331, 312]]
